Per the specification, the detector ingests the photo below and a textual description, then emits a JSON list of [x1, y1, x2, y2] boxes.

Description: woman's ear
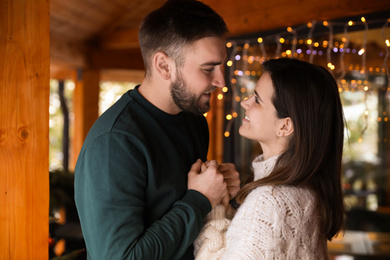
[[153, 52, 173, 80], [277, 117, 294, 137]]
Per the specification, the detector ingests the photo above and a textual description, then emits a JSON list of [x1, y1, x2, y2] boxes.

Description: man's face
[[170, 36, 227, 115]]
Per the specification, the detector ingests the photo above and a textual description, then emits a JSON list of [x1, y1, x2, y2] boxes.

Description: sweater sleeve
[[74, 132, 211, 260], [221, 187, 289, 260], [194, 205, 231, 260]]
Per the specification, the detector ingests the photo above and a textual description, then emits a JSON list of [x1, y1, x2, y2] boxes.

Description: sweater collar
[[128, 85, 184, 125], [252, 154, 279, 181]]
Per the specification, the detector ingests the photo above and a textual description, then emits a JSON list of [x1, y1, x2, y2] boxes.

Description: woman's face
[[239, 72, 284, 148]]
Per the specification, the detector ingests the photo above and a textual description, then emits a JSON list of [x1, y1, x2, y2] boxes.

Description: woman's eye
[[254, 95, 260, 104]]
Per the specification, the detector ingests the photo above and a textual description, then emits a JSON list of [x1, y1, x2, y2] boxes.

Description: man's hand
[[188, 159, 227, 208], [218, 163, 240, 200]]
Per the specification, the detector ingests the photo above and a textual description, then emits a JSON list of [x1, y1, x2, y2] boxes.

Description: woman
[[194, 58, 345, 259]]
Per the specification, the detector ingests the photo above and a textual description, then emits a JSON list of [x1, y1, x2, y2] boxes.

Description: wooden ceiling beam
[[99, 0, 390, 49], [50, 35, 87, 68], [89, 48, 145, 70], [205, 0, 390, 37], [100, 28, 140, 49]]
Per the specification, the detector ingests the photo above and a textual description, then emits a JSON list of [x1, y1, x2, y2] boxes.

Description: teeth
[[245, 115, 250, 121]]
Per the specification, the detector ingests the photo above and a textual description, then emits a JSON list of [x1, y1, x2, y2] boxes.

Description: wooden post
[[0, 0, 49, 259], [207, 88, 224, 163], [71, 69, 100, 170]]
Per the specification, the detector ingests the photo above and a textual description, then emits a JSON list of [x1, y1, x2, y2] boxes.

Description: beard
[[170, 72, 213, 115]]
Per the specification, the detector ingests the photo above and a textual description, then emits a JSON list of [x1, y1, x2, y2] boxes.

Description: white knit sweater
[[194, 155, 328, 260]]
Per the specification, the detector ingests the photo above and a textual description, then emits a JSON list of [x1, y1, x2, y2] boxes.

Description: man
[[74, 0, 240, 259]]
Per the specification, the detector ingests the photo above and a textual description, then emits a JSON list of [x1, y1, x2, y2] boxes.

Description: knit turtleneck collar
[[252, 154, 279, 181]]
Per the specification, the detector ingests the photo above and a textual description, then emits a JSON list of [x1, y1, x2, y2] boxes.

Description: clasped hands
[[188, 159, 240, 210]]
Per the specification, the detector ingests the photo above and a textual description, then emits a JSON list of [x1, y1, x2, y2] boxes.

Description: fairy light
[[218, 94, 224, 100], [222, 86, 228, 92], [257, 37, 263, 43], [226, 60, 233, 67], [226, 42, 232, 48], [226, 114, 233, 120]]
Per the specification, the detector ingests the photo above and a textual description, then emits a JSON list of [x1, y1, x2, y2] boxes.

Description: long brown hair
[[236, 58, 344, 241]]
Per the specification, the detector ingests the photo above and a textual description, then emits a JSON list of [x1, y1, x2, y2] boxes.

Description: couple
[[74, 0, 344, 259]]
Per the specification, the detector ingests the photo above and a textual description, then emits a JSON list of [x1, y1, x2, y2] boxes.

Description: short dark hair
[[236, 58, 345, 241], [138, 0, 228, 76]]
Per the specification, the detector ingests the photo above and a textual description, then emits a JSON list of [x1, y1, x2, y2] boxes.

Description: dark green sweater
[[74, 87, 212, 259]]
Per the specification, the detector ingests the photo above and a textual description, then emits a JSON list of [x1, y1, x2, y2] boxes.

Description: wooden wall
[[0, 0, 50, 259]]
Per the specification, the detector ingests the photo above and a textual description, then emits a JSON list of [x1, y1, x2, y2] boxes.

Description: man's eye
[[204, 68, 214, 73], [254, 95, 260, 104]]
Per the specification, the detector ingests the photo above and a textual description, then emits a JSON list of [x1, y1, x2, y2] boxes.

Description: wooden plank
[[204, 0, 390, 37], [89, 48, 145, 70], [50, 35, 87, 69], [0, 0, 49, 259], [71, 69, 100, 170]]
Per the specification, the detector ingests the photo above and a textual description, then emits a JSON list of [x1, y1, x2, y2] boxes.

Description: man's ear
[[153, 52, 173, 80], [277, 117, 294, 137]]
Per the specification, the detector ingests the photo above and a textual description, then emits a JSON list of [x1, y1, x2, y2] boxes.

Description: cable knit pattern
[[194, 155, 328, 260]]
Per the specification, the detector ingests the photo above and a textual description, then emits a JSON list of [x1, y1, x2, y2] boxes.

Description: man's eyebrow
[[201, 57, 228, 67], [200, 61, 223, 66]]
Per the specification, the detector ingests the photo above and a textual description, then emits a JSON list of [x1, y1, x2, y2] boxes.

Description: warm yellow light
[[361, 17, 366, 23], [307, 39, 312, 45], [358, 48, 365, 55], [232, 112, 238, 118], [257, 37, 263, 43], [226, 60, 233, 67], [286, 50, 292, 56], [348, 21, 354, 26], [279, 38, 285, 44], [338, 87, 343, 92], [323, 21, 329, 26], [386, 39, 390, 47], [364, 86, 369, 91], [226, 114, 233, 120], [218, 94, 224, 100], [203, 112, 208, 117], [244, 43, 249, 49], [314, 42, 319, 47], [222, 86, 228, 92], [224, 131, 230, 137], [307, 22, 312, 28], [327, 63, 335, 70], [226, 42, 232, 48], [287, 27, 293, 32]]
